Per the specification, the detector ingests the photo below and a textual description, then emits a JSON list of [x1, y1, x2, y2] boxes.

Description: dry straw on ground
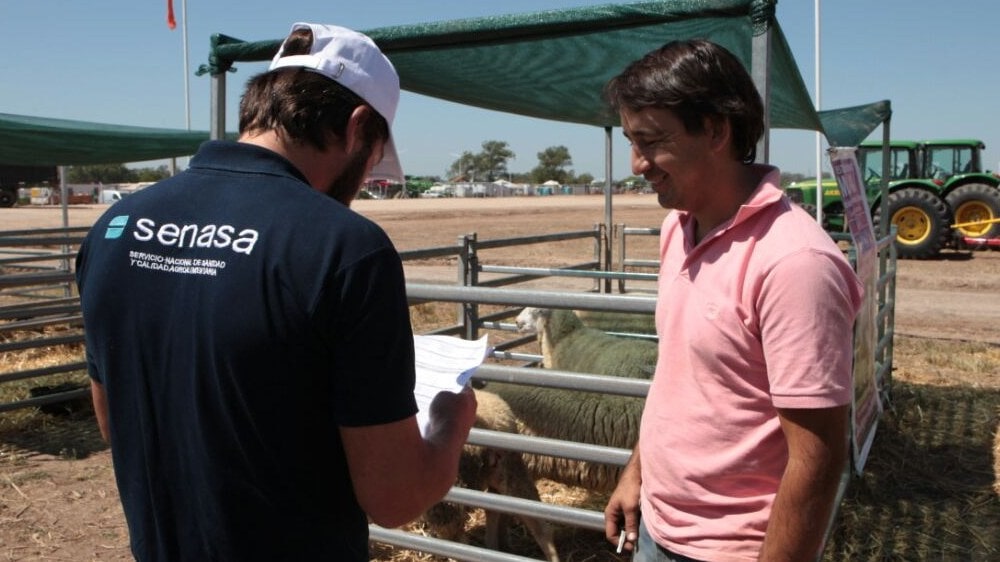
[[5, 324, 998, 561], [2, 200, 1000, 560]]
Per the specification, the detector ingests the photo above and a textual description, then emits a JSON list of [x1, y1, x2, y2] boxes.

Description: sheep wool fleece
[[639, 165, 863, 562], [75, 141, 418, 561]]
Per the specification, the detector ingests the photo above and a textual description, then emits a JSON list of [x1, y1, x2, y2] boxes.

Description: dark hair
[[238, 28, 389, 151], [603, 39, 764, 164]]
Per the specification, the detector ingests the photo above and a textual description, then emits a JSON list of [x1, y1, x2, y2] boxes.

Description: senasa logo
[[129, 217, 259, 255], [104, 215, 130, 239]]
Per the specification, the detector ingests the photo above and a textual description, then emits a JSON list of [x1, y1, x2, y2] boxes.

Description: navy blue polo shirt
[[76, 141, 418, 561]]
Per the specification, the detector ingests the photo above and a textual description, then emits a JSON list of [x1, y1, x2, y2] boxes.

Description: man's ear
[[344, 105, 372, 156], [704, 115, 731, 154]]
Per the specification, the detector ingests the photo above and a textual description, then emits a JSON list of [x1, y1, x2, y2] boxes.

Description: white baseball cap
[[269, 22, 403, 184]]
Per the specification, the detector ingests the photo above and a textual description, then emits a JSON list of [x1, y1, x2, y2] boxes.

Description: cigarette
[[616, 529, 627, 554]]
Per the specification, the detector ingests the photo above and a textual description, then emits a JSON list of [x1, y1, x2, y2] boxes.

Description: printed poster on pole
[[829, 148, 880, 474]]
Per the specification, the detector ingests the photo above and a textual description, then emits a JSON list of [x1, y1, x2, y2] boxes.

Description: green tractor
[[786, 139, 1000, 259]]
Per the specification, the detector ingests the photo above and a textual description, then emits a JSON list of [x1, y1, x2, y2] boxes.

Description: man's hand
[[425, 385, 477, 446], [341, 386, 477, 528], [604, 449, 641, 553]]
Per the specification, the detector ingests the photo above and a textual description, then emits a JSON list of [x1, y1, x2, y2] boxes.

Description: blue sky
[[2, 1, 998, 180]]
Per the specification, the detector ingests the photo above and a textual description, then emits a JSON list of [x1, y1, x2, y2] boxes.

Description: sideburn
[[326, 143, 374, 206]]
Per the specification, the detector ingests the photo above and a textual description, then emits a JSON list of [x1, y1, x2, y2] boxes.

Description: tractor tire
[[797, 202, 817, 219], [873, 187, 951, 259], [795, 202, 833, 231], [945, 183, 1000, 240]]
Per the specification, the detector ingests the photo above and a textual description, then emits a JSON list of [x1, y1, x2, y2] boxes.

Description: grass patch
[[893, 336, 1000, 388], [822, 382, 1000, 561], [4, 469, 51, 487]]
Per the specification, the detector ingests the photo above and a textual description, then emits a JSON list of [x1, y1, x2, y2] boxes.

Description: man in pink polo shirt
[[602, 40, 863, 562]]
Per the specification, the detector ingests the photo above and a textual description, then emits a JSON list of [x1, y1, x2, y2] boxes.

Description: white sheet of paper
[[413, 334, 489, 436]]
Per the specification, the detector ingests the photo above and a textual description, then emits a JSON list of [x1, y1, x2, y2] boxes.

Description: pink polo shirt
[[639, 166, 863, 562]]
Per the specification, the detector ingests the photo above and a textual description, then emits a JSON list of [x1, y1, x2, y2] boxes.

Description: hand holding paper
[[413, 334, 489, 436]]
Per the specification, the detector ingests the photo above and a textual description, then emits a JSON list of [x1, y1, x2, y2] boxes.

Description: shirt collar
[[188, 140, 311, 186], [676, 164, 784, 247]]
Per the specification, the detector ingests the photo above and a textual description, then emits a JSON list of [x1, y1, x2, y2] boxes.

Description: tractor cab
[[921, 139, 987, 184], [855, 140, 920, 185]]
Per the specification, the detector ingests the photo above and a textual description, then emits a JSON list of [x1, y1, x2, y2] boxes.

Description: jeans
[[633, 519, 706, 562]]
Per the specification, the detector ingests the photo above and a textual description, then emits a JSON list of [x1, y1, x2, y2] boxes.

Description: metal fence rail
[[0, 222, 897, 562]]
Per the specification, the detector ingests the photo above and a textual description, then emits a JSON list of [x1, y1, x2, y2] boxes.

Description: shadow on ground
[[0, 406, 106, 460], [823, 381, 1000, 561]]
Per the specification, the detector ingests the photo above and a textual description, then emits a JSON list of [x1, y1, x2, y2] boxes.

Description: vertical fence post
[[882, 226, 898, 403], [616, 223, 627, 294], [594, 223, 611, 293], [457, 233, 480, 340], [457, 233, 471, 330]]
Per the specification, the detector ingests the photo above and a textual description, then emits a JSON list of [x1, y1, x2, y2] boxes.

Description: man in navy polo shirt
[[76, 23, 476, 561]]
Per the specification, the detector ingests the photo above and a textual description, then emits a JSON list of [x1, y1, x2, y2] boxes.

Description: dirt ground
[[1, 196, 998, 561]]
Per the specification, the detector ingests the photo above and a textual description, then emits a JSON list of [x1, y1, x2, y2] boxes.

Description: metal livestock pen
[[0, 219, 897, 561], [0, 1, 902, 555]]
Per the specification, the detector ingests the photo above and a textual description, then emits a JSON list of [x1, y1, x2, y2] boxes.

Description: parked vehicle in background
[[0, 184, 14, 207], [920, 140, 1000, 241], [786, 139, 1000, 259], [0, 165, 59, 208], [99, 189, 123, 204]]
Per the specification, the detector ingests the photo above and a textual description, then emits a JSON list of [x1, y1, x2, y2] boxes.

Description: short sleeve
[[758, 248, 863, 409], [320, 246, 417, 427]]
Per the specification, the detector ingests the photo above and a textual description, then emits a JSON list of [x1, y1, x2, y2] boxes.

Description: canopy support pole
[[603, 126, 613, 294], [59, 166, 68, 229], [210, 72, 227, 140], [751, 27, 772, 164], [879, 117, 891, 240], [814, 0, 824, 225]]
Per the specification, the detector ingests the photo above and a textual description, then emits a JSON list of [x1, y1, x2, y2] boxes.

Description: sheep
[[514, 307, 658, 379], [488, 381, 644, 492], [572, 309, 657, 336], [422, 308, 658, 556], [422, 389, 560, 562], [482, 307, 657, 491]]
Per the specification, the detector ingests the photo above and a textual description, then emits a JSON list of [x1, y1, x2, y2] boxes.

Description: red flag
[[167, 0, 177, 30]]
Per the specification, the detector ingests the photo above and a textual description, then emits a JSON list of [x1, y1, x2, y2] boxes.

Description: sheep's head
[[515, 307, 550, 334], [516, 307, 584, 351]]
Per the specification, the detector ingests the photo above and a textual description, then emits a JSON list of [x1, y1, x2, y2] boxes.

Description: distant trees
[[67, 163, 170, 184], [134, 165, 172, 182], [446, 140, 617, 185], [530, 145, 573, 184], [447, 140, 515, 181], [478, 140, 515, 181], [447, 151, 478, 181], [780, 171, 831, 187]]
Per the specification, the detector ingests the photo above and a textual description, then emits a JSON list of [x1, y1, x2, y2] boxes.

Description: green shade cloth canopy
[[0, 113, 210, 166], [202, 0, 887, 145], [818, 101, 893, 148], [0, 0, 888, 167]]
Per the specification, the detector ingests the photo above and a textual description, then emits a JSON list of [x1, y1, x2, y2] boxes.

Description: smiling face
[[620, 106, 718, 213]]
